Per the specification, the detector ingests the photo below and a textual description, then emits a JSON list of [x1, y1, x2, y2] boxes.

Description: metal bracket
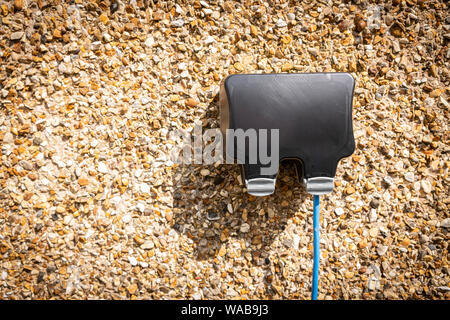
[[245, 178, 276, 197], [304, 177, 334, 195]]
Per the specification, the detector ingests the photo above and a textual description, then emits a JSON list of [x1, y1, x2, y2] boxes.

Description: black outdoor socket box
[[220, 73, 356, 196]]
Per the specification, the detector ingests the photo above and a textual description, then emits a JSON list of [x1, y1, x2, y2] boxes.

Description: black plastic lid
[[220, 73, 355, 180]]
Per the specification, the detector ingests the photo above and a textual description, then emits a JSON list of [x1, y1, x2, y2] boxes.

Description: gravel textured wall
[[0, 0, 448, 299]]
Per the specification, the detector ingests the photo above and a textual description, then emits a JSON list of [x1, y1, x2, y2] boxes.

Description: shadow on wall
[[171, 162, 308, 264], [170, 94, 308, 267]]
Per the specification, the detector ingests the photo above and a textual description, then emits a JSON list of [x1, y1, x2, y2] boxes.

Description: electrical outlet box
[[220, 73, 355, 196]]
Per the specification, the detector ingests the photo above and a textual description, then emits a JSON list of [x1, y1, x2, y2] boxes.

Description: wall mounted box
[[220, 73, 355, 196]]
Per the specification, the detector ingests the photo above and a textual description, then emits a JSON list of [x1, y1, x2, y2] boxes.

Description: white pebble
[[171, 19, 185, 27], [240, 223, 250, 233], [145, 36, 154, 47], [276, 18, 287, 28], [136, 202, 145, 213], [421, 180, 432, 193], [384, 176, 394, 186], [369, 209, 377, 222], [140, 183, 150, 194], [204, 36, 215, 44], [122, 214, 132, 223], [98, 162, 108, 174], [203, 8, 213, 15], [404, 172, 414, 183], [128, 256, 138, 266], [292, 234, 300, 250], [135, 169, 143, 178], [334, 208, 344, 216]]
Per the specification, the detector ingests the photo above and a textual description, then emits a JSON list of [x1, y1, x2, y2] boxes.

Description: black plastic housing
[[220, 73, 355, 183]]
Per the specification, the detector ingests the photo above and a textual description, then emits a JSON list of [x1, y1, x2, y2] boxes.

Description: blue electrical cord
[[312, 195, 320, 300]]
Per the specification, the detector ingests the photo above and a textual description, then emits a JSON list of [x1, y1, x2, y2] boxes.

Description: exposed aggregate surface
[[0, 0, 449, 299]]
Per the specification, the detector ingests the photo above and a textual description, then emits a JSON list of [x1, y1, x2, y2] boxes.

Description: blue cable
[[312, 195, 320, 300]]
